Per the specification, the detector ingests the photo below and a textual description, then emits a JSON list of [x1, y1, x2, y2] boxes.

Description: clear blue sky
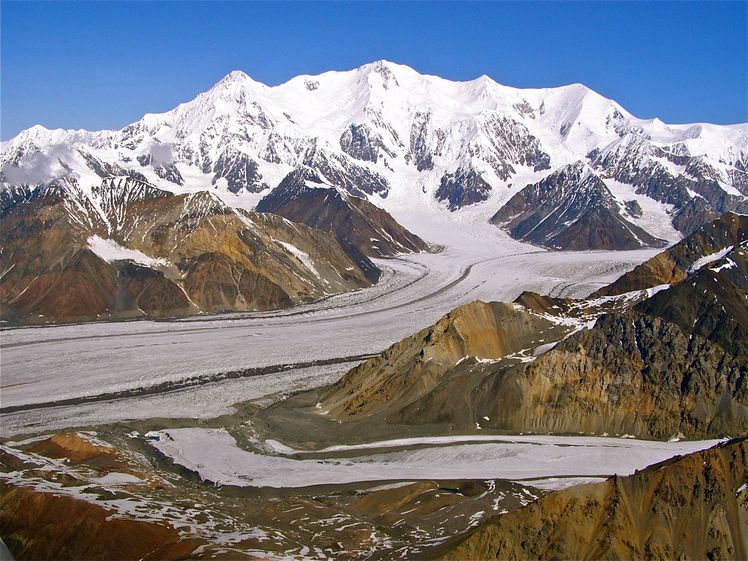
[[2, 1, 746, 139]]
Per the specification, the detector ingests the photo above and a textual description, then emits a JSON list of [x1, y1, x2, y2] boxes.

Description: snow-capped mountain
[[2, 60, 747, 246]]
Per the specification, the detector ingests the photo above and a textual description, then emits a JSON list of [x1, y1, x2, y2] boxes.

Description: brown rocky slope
[[0, 486, 205, 561], [1, 176, 377, 323], [318, 301, 567, 421], [594, 210, 747, 297], [432, 438, 748, 561]]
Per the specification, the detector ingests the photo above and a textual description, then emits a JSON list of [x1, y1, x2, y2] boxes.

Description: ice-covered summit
[[2, 60, 746, 242]]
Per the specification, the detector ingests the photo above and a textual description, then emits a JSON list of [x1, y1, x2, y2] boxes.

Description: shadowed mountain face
[[490, 162, 667, 250], [433, 439, 748, 561], [299, 213, 748, 439], [0, 176, 377, 324], [256, 167, 428, 262], [474, 302, 747, 439]]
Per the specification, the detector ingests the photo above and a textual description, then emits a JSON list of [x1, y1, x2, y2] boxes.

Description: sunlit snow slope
[[2, 60, 746, 245]]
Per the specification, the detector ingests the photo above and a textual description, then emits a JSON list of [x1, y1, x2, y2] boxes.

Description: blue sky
[[2, 1, 746, 139]]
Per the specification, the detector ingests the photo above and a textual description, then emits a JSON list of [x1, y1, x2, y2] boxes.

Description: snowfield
[[149, 427, 722, 490]]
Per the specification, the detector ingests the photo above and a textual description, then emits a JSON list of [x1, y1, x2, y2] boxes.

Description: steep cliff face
[[0, 177, 377, 323], [317, 301, 562, 420], [257, 167, 428, 262], [434, 439, 748, 561]]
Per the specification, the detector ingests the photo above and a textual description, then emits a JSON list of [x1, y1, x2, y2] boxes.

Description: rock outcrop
[[317, 301, 563, 420], [589, 132, 748, 236], [436, 167, 493, 210], [594, 211, 748, 296], [474, 307, 747, 439], [433, 438, 748, 561], [490, 162, 667, 250], [257, 167, 428, 260]]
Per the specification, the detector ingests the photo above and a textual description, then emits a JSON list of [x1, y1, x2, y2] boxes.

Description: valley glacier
[[0, 209, 660, 433], [1, 59, 746, 561]]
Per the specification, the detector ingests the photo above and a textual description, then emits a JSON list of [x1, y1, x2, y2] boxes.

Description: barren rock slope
[[434, 438, 748, 561]]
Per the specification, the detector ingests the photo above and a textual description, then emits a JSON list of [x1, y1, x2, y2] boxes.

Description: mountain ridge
[[0, 175, 382, 324], [432, 438, 748, 561], [3, 61, 746, 249]]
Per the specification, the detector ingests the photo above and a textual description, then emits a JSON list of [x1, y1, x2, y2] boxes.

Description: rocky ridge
[[594, 211, 748, 296], [256, 167, 428, 261], [318, 301, 565, 420], [490, 162, 667, 249], [433, 438, 748, 561], [0, 175, 377, 324]]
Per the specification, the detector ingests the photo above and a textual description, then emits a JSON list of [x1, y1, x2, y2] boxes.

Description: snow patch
[[87, 236, 169, 268], [276, 241, 320, 278], [689, 246, 733, 273]]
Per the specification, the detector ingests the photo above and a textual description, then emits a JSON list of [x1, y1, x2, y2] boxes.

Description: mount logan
[[1, 60, 746, 323]]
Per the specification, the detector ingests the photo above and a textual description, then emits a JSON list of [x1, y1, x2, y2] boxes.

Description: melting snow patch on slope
[[646, 284, 671, 298], [88, 235, 169, 267], [710, 259, 736, 272], [277, 241, 320, 278], [688, 246, 733, 273]]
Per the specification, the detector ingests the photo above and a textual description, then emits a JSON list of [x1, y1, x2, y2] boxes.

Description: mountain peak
[[356, 59, 426, 89], [358, 60, 404, 88], [209, 70, 265, 95], [363, 59, 409, 72], [222, 69, 251, 83]]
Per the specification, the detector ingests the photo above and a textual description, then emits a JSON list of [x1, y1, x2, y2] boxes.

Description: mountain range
[[3, 60, 746, 234], [1, 61, 747, 323]]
